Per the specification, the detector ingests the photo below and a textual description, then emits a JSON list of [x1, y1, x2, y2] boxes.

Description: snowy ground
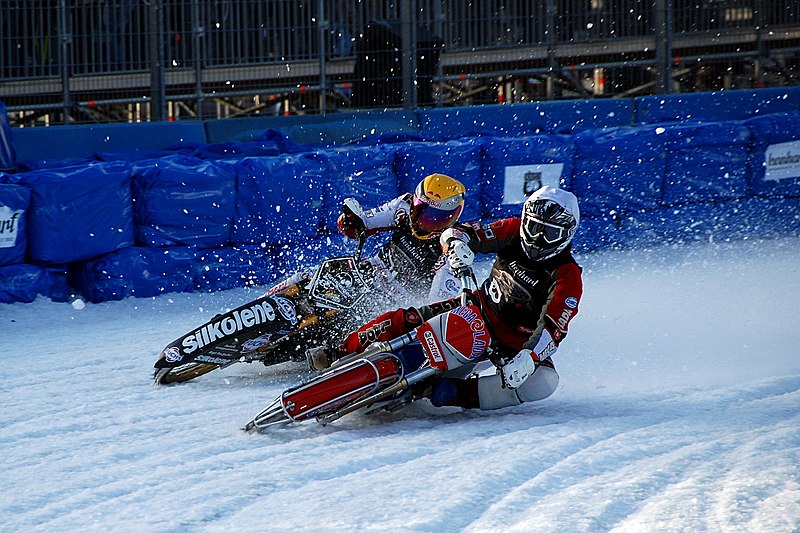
[[2, 237, 799, 533]]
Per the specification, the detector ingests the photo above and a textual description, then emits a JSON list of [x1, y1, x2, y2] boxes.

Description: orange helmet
[[409, 174, 466, 239]]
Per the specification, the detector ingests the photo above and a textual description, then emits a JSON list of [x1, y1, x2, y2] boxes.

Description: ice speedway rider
[[271, 172, 468, 306], [267, 173, 467, 361], [309, 185, 583, 412]]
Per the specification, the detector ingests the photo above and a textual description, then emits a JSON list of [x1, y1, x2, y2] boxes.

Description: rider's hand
[[500, 349, 537, 389], [440, 227, 470, 251], [337, 198, 366, 239], [446, 240, 474, 271]]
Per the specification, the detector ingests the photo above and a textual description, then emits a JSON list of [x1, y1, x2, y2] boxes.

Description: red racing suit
[[339, 218, 583, 365]]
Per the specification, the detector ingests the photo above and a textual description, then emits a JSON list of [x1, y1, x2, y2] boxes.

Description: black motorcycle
[[153, 241, 375, 385]]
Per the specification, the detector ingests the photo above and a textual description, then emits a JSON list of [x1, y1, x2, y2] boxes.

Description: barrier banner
[[0, 183, 29, 266]]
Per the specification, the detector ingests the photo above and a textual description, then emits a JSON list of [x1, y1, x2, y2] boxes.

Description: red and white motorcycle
[[243, 267, 494, 431]]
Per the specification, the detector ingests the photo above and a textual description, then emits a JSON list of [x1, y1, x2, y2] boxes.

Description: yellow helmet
[[410, 173, 466, 239]]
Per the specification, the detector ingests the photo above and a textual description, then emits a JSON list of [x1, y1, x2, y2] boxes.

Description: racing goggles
[[410, 194, 464, 238], [522, 214, 568, 245]]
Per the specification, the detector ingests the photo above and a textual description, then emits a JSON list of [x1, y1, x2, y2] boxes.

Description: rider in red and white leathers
[[333, 186, 584, 411]]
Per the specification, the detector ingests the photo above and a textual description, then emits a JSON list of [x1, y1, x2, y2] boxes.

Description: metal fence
[[2, 0, 798, 126]]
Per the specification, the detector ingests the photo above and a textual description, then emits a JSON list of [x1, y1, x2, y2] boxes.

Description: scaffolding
[[1, 0, 798, 126]]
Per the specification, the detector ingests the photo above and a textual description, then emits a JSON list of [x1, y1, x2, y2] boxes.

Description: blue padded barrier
[[0, 161, 135, 265], [572, 217, 622, 253], [743, 112, 800, 198], [662, 121, 752, 206], [69, 246, 199, 303], [195, 245, 275, 292], [419, 100, 633, 138], [480, 134, 575, 219], [322, 145, 400, 233], [132, 156, 236, 248], [0, 264, 69, 304], [232, 153, 330, 246], [572, 124, 667, 220], [395, 139, 484, 223], [11, 122, 206, 170], [0, 183, 30, 266], [635, 86, 800, 124], [265, 234, 354, 283]]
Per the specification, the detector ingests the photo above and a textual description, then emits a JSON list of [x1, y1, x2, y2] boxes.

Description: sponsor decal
[[488, 278, 502, 304], [540, 340, 556, 359], [241, 333, 273, 353], [423, 330, 444, 363], [765, 140, 800, 181], [0, 207, 22, 249], [164, 346, 182, 363], [393, 208, 408, 227], [405, 309, 421, 325], [181, 300, 277, 354], [557, 308, 573, 329], [482, 223, 496, 240], [272, 295, 298, 325], [565, 296, 578, 309], [357, 319, 392, 346], [449, 306, 489, 360], [503, 163, 564, 204], [508, 261, 540, 289], [194, 355, 234, 365], [444, 278, 460, 295]]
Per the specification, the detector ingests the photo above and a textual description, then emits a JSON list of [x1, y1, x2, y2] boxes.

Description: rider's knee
[[476, 363, 560, 411]]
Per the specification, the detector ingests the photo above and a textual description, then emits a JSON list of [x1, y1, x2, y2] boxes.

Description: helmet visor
[[410, 196, 463, 238], [522, 215, 567, 245]]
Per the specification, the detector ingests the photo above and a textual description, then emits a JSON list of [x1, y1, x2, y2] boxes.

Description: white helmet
[[520, 186, 580, 261]]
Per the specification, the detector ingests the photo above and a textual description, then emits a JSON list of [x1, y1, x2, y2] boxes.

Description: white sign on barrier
[[0, 206, 23, 248], [765, 140, 800, 181], [503, 163, 564, 204]]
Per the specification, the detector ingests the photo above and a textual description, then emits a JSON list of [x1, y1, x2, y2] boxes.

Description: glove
[[337, 198, 366, 239], [440, 227, 470, 251], [446, 240, 474, 271], [500, 349, 537, 389]]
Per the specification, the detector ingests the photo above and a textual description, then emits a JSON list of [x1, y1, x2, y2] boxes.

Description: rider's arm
[[354, 194, 413, 236], [442, 219, 523, 254], [522, 261, 583, 362]]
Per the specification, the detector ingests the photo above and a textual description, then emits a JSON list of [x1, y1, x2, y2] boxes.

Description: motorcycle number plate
[[309, 256, 370, 310]]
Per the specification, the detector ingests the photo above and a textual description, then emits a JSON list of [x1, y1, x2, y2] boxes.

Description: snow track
[[2, 238, 799, 532]]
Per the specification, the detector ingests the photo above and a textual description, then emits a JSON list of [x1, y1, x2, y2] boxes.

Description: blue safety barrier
[[3, 88, 800, 303]]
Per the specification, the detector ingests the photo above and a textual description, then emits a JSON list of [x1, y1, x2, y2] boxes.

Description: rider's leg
[[476, 359, 559, 410], [432, 359, 559, 410]]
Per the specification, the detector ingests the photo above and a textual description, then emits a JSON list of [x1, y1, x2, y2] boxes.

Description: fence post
[[192, 0, 204, 119], [655, 0, 673, 94], [58, 0, 72, 123], [400, 0, 418, 109], [545, 0, 558, 100], [317, 0, 328, 115], [149, 0, 167, 121], [753, 0, 764, 88]]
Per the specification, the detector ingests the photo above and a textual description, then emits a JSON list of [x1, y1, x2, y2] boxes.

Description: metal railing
[[1, 0, 798, 126]]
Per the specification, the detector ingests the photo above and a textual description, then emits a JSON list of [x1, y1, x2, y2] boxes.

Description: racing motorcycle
[[153, 234, 376, 385], [243, 266, 493, 431]]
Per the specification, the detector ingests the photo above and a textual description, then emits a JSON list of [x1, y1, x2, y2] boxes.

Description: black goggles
[[523, 215, 567, 244]]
